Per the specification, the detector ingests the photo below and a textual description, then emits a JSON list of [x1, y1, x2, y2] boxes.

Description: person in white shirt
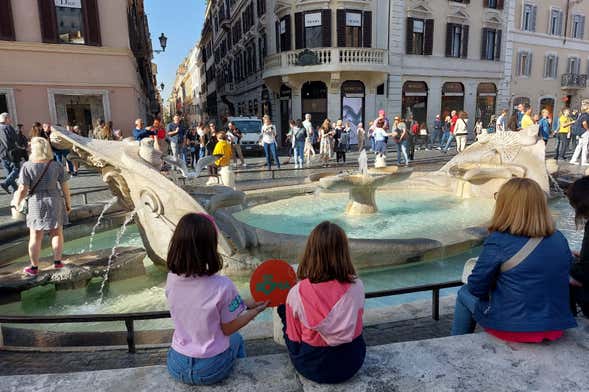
[[259, 115, 280, 170], [496, 109, 507, 133], [454, 111, 469, 153], [302, 113, 316, 165], [570, 120, 589, 166]]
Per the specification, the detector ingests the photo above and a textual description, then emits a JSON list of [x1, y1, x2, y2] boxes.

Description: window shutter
[[463, 0, 470, 3], [558, 11, 564, 36], [543, 55, 548, 78], [516, 53, 522, 76], [554, 56, 559, 77], [531, 6, 537, 31], [321, 9, 331, 47], [283, 15, 291, 51], [294, 12, 303, 49], [424, 19, 434, 55], [275, 21, 280, 52], [0, 0, 15, 41], [362, 11, 372, 48], [526, 53, 533, 76], [496, 0, 504, 10], [38, 0, 58, 43], [480, 28, 488, 60], [581, 16, 586, 39], [337, 9, 346, 47], [445, 23, 453, 57], [82, 0, 101, 46], [461, 25, 469, 59], [495, 29, 502, 61], [406, 17, 415, 54]]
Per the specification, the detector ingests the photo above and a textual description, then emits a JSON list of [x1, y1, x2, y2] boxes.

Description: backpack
[[572, 113, 589, 137]]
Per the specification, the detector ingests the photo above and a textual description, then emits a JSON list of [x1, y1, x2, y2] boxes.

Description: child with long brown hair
[[278, 221, 365, 384], [165, 213, 267, 385]]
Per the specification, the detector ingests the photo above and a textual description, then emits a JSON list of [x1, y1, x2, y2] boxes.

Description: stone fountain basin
[[215, 182, 490, 270], [0, 247, 146, 305]]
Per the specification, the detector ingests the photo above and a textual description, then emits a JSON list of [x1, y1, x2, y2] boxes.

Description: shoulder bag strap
[[28, 161, 52, 196], [500, 237, 543, 273]]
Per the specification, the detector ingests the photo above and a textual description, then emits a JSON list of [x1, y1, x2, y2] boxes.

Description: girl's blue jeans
[[451, 286, 478, 336], [167, 333, 245, 386]]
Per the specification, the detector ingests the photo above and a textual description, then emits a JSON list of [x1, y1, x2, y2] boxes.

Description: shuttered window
[[522, 3, 537, 32], [406, 18, 434, 55], [549, 9, 564, 36], [480, 28, 502, 61], [567, 57, 581, 74], [321, 9, 331, 47], [485, 0, 503, 9], [38, 0, 101, 46], [543, 54, 558, 79], [279, 15, 291, 52], [336, 9, 371, 48], [445, 23, 468, 58], [0, 0, 15, 41], [572, 14, 585, 39], [516, 51, 533, 77]]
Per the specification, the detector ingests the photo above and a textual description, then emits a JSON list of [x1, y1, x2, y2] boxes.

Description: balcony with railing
[[263, 47, 388, 79], [561, 73, 588, 89]]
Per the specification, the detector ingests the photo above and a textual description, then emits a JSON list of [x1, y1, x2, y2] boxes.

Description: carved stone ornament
[[295, 49, 321, 66]]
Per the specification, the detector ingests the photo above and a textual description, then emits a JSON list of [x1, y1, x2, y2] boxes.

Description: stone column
[[291, 88, 302, 121], [464, 80, 478, 121], [365, 87, 377, 123], [427, 77, 443, 126], [328, 73, 342, 120]]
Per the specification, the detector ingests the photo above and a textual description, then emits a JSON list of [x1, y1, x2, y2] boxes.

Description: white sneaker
[[582, 162, 589, 166], [242, 163, 247, 167], [570, 160, 579, 165]]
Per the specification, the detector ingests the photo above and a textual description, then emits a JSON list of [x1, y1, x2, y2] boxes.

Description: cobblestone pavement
[[0, 314, 453, 376]]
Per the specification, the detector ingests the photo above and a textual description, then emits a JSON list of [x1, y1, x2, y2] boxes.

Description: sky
[[145, 0, 207, 102]]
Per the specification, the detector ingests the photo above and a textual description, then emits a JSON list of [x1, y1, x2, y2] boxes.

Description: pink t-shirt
[[166, 273, 246, 358]]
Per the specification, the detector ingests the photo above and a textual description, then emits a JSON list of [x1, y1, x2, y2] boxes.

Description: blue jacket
[[538, 117, 551, 140], [468, 231, 577, 332], [133, 128, 155, 141]]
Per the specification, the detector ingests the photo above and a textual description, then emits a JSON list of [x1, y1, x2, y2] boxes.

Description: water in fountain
[[547, 172, 566, 197], [358, 150, 368, 176], [88, 196, 118, 251], [98, 210, 136, 302]]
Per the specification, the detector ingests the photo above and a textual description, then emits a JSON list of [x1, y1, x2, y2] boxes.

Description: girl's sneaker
[[23, 266, 38, 276]]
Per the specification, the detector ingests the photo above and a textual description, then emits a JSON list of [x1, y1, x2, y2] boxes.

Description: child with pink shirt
[[278, 221, 366, 384], [166, 213, 267, 385]]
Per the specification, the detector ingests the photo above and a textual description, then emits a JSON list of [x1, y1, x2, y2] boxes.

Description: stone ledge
[[2, 319, 587, 392]]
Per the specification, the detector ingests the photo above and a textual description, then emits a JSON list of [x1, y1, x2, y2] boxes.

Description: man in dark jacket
[[0, 112, 19, 193]]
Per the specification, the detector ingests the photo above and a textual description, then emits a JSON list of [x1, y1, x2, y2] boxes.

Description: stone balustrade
[[263, 47, 388, 79]]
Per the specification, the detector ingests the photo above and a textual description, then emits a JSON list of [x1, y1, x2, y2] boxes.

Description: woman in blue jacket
[[452, 178, 577, 342]]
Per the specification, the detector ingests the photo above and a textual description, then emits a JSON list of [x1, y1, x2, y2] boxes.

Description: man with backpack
[[0, 113, 20, 194], [570, 100, 589, 165]]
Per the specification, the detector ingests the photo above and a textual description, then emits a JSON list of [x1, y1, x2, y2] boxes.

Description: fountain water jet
[[98, 210, 136, 302], [88, 196, 118, 251]]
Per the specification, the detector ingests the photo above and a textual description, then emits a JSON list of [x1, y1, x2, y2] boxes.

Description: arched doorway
[[441, 82, 464, 119], [302, 81, 327, 128], [539, 97, 555, 119], [476, 83, 497, 126], [341, 81, 365, 145], [402, 81, 428, 123]]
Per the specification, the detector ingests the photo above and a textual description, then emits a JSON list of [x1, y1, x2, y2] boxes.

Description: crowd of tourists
[[163, 174, 589, 386]]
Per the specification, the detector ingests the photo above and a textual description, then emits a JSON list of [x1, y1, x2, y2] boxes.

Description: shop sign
[[403, 82, 428, 96], [346, 13, 362, 27], [305, 13, 322, 27], [55, 0, 82, 8], [442, 82, 464, 95]]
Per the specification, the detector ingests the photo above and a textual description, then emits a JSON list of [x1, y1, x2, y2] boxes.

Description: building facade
[[169, 44, 204, 126], [197, 0, 589, 139], [0, 0, 159, 136], [505, 0, 589, 118]]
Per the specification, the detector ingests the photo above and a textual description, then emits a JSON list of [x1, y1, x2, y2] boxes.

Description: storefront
[[301, 81, 327, 128], [440, 82, 464, 119], [539, 97, 555, 118], [402, 81, 428, 123], [476, 83, 497, 126], [341, 81, 365, 143]]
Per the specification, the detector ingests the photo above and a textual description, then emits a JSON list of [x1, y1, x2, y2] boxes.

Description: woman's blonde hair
[[30, 136, 53, 161], [489, 178, 555, 237]]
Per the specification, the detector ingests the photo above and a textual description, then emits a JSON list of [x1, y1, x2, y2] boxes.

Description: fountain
[[88, 196, 118, 251], [318, 151, 412, 215]]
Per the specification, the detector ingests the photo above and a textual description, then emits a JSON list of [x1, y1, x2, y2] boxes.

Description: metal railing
[[561, 73, 588, 88], [0, 280, 463, 353]]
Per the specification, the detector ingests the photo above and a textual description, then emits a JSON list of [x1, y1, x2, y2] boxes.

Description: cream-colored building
[[169, 44, 204, 126], [0, 0, 159, 136], [506, 0, 589, 117]]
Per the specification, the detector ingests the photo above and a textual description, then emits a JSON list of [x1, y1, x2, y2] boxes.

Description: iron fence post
[[432, 288, 440, 321], [125, 319, 136, 353]]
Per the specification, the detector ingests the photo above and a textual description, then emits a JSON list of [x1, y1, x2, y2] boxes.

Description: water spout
[[88, 196, 118, 251], [358, 150, 368, 176], [98, 210, 136, 302]]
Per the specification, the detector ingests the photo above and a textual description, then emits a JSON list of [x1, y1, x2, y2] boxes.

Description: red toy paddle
[[250, 259, 297, 307]]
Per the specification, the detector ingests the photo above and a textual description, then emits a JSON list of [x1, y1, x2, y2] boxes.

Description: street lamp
[[154, 33, 168, 54], [160, 83, 165, 91]]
